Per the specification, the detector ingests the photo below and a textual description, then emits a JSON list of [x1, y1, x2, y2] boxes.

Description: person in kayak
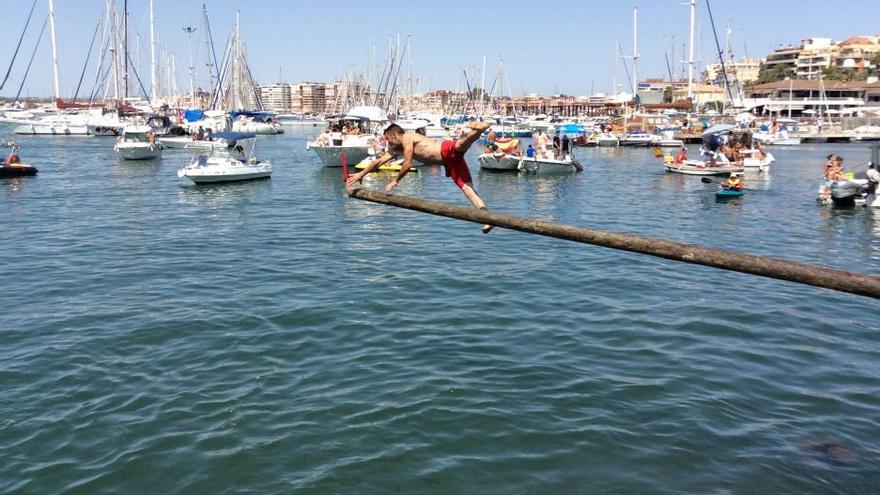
[[347, 121, 495, 233], [723, 174, 744, 191]]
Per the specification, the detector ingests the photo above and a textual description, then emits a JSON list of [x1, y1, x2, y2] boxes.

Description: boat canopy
[[213, 131, 257, 143], [345, 105, 388, 122], [184, 109, 205, 122], [230, 110, 276, 121], [701, 124, 736, 136], [123, 125, 152, 135]]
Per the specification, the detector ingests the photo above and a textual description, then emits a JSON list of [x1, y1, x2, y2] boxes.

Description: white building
[[259, 83, 292, 113], [795, 37, 837, 80]]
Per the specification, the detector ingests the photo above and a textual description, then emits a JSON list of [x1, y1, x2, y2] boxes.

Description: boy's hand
[[384, 179, 399, 193], [346, 172, 364, 188]]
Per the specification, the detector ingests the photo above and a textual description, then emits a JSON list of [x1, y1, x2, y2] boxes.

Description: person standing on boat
[[347, 122, 495, 234], [561, 135, 570, 160], [534, 129, 549, 158], [526, 144, 535, 158], [552, 133, 561, 158]]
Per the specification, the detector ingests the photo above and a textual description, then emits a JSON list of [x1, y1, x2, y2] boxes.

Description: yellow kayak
[[354, 157, 416, 172]]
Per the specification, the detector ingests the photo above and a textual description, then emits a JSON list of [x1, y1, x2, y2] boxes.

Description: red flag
[[341, 152, 349, 182]]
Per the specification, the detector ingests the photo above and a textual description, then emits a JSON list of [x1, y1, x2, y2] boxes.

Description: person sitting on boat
[[526, 144, 535, 158], [822, 154, 836, 179], [195, 126, 205, 141], [723, 174, 744, 191], [828, 156, 847, 181], [674, 146, 687, 165], [205, 128, 213, 141], [6, 145, 21, 165], [146, 130, 156, 144]]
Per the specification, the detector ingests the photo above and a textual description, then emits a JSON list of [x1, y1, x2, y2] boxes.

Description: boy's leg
[[454, 121, 492, 154], [461, 182, 494, 234]]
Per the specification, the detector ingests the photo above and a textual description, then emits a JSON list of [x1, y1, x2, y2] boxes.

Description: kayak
[[354, 157, 417, 173], [0, 163, 38, 177], [716, 188, 744, 198]]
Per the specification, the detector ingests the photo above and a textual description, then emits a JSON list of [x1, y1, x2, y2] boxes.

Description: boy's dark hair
[[384, 124, 404, 135]]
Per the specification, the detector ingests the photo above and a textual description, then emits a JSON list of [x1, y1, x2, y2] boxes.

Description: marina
[[3, 0, 880, 493]]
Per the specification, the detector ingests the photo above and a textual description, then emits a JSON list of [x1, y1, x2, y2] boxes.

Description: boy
[[347, 121, 494, 233]]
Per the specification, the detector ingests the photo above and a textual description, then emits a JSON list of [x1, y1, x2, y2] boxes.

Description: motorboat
[[306, 106, 387, 167], [177, 132, 272, 184], [653, 130, 684, 147], [620, 130, 655, 147], [478, 152, 583, 175], [277, 113, 324, 126], [160, 130, 245, 150], [819, 146, 880, 208], [665, 124, 768, 176], [595, 133, 619, 147], [230, 111, 284, 134], [114, 126, 162, 160]]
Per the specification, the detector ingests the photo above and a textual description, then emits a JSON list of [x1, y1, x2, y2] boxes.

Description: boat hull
[[115, 143, 162, 160], [13, 122, 90, 135], [179, 163, 273, 184], [478, 153, 520, 171], [665, 160, 743, 176], [0, 164, 38, 177], [308, 145, 370, 167]]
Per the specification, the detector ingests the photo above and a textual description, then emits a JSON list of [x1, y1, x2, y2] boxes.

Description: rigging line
[[89, 33, 113, 103], [14, 16, 48, 105], [2, 0, 39, 90], [73, 19, 102, 102], [125, 50, 150, 104], [704, 0, 735, 106]]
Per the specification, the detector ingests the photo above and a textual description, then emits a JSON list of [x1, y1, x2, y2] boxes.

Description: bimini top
[[213, 132, 257, 143], [344, 105, 389, 122], [701, 124, 736, 136]]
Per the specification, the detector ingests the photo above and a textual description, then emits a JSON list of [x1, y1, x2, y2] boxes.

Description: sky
[[3, 0, 880, 99]]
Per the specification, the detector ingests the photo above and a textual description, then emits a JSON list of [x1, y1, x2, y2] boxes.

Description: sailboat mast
[[48, 0, 61, 101], [479, 54, 486, 117], [123, 0, 128, 99], [687, 0, 695, 100], [631, 7, 639, 98], [149, 0, 157, 102]]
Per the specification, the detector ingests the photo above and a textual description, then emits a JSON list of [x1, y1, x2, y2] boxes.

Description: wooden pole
[[347, 188, 880, 300]]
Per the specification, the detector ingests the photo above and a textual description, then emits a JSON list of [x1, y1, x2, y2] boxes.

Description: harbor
[[3, 0, 880, 493]]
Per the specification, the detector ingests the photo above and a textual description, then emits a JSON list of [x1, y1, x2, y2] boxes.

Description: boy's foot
[[482, 224, 494, 234], [467, 121, 492, 132]]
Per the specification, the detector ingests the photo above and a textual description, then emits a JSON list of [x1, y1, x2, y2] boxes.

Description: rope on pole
[[347, 188, 880, 300]]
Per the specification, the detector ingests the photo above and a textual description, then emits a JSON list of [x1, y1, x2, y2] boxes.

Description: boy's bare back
[[397, 133, 444, 166]]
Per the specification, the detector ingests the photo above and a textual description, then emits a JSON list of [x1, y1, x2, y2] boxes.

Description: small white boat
[[478, 152, 582, 175], [307, 122, 375, 167], [595, 133, 619, 147], [231, 115, 284, 135], [665, 156, 743, 176], [177, 132, 272, 184], [478, 152, 520, 171], [620, 130, 655, 147], [653, 130, 684, 147], [114, 126, 162, 160], [740, 149, 775, 172]]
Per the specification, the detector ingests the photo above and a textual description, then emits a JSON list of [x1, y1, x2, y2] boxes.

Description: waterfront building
[[795, 38, 837, 80], [743, 80, 880, 116], [704, 58, 762, 85], [834, 35, 880, 71], [259, 83, 292, 113], [762, 43, 802, 75]]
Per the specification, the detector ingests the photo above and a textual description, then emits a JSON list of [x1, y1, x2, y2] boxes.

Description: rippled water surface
[[2, 129, 879, 494]]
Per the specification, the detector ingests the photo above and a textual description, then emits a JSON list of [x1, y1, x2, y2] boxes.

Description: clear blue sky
[[3, 0, 880, 98]]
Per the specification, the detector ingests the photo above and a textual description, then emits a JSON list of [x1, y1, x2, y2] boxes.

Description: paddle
[[700, 176, 756, 191]]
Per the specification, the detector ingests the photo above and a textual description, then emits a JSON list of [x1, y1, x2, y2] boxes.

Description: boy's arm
[[347, 152, 392, 186], [385, 137, 414, 192]]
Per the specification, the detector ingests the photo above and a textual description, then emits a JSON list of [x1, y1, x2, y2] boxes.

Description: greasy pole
[[347, 188, 880, 300]]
